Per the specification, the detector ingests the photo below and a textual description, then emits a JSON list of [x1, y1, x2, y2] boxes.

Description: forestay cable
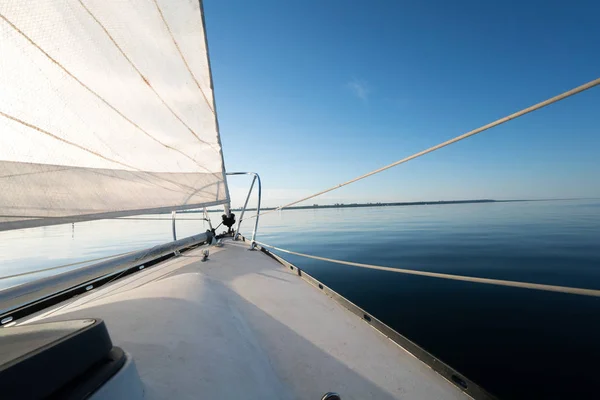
[[250, 77, 600, 218], [255, 241, 600, 297]]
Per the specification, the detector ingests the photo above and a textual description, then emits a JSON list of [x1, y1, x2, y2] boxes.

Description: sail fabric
[[0, 0, 229, 231]]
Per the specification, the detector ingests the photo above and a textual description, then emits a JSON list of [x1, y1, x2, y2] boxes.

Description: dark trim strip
[[245, 237, 496, 400], [0, 232, 212, 323]]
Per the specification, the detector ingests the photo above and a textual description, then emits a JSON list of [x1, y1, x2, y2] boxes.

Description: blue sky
[[203, 0, 600, 208]]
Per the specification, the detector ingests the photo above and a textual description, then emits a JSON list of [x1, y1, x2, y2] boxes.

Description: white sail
[[0, 0, 229, 231]]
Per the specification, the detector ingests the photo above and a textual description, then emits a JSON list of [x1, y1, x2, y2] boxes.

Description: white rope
[[249, 77, 600, 218], [255, 241, 600, 297]]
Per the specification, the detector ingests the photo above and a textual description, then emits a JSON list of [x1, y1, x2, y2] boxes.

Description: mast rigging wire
[[248, 77, 600, 219]]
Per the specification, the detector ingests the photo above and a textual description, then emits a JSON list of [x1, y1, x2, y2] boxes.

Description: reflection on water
[[256, 199, 600, 400], [0, 216, 209, 289], [1, 199, 599, 398]]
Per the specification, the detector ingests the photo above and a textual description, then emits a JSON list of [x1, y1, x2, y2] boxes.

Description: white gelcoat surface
[[22, 241, 470, 399]]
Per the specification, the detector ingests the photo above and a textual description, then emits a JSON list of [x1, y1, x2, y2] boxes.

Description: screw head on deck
[[201, 249, 209, 261]]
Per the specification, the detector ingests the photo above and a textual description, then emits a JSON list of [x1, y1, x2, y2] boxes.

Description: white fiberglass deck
[[21, 240, 470, 399]]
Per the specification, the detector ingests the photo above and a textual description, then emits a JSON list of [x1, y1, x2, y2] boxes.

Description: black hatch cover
[[0, 319, 117, 399]]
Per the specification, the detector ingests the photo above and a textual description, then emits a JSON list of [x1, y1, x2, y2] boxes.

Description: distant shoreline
[[206, 199, 530, 213], [228, 199, 507, 212], [179, 198, 591, 213]]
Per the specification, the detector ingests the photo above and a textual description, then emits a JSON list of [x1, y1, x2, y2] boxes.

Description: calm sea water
[[1, 199, 599, 398]]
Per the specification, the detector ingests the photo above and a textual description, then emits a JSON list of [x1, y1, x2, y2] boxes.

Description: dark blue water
[[1, 199, 599, 398], [253, 200, 600, 399]]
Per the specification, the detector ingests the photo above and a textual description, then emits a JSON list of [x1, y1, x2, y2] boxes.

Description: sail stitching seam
[[0, 111, 198, 193], [77, 0, 220, 153], [150, 0, 216, 115], [0, 13, 214, 175]]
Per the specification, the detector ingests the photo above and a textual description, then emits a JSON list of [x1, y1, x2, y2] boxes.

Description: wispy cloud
[[346, 78, 370, 101]]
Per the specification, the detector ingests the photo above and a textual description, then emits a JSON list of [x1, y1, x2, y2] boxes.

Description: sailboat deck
[[21, 240, 470, 399]]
